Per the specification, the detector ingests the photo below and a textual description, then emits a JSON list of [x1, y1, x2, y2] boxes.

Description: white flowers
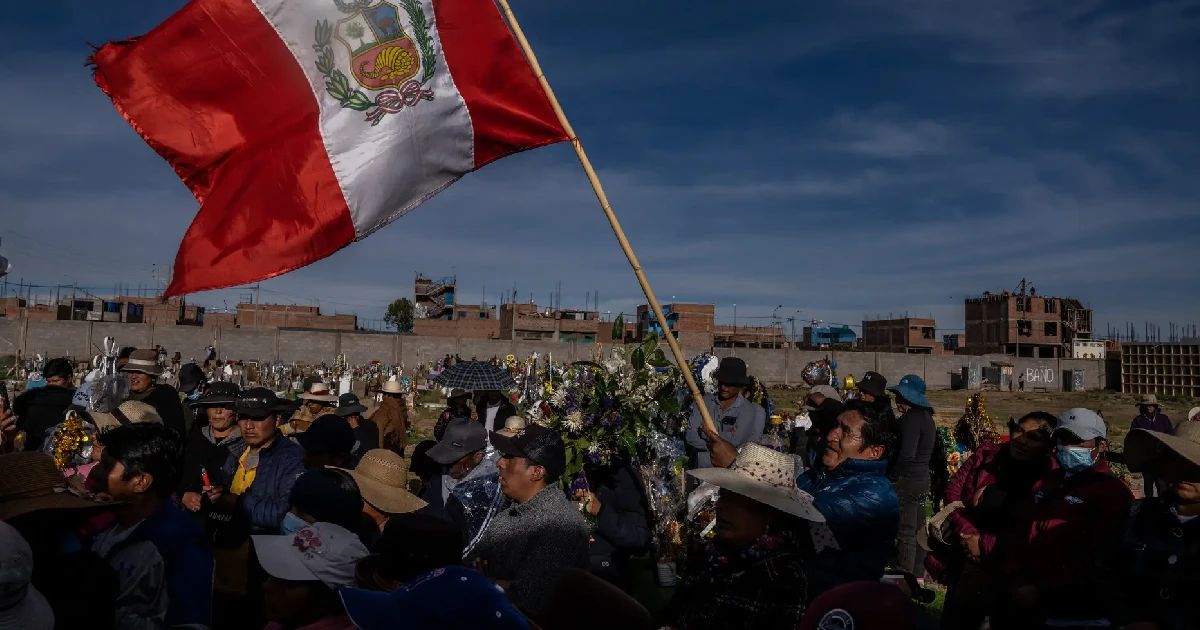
[[550, 388, 567, 407], [565, 410, 584, 432]]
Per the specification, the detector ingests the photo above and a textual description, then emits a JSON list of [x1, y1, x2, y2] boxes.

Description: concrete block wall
[[1, 320, 1106, 391]]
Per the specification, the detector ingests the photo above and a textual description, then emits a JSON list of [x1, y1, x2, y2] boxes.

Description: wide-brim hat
[[190, 381, 241, 408], [1136, 394, 1159, 407], [0, 452, 116, 521], [447, 388, 471, 400], [120, 349, 162, 377], [1189, 406, 1200, 423], [298, 383, 338, 403], [1125, 424, 1200, 474], [339, 449, 428, 515], [90, 400, 163, 434], [688, 443, 824, 522], [888, 374, 931, 409], [381, 380, 405, 395], [712, 358, 750, 386]]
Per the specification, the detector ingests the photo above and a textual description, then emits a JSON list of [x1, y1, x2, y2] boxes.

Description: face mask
[[280, 512, 310, 536], [1055, 446, 1095, 473]]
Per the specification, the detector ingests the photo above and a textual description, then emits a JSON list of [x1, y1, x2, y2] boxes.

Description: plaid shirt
[[670, 541, 808, 630]]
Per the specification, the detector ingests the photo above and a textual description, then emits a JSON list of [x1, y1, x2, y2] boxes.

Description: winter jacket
[[1096, 498, 1200, 630], [890, 407, 936, 491], [221, 434, 305, 533], [97, 500, 214, 629], [13, 384, 75, 451], [796, 457, 899, 594], [686, 394, 766, 468], [1001, 458, 1133, 619], [1131, 411, 1173, 434], [178, 424, 243, 526], [585, 462, 652, 585], [372, 396, 409, 453], [466, 484, 589, 617], [127, 383, 188, 437], [924, 440, 1050, 579], [476, 398, 516, 434]]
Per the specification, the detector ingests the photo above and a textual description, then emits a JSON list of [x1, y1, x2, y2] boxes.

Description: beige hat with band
[[339, 449, 427, 515]]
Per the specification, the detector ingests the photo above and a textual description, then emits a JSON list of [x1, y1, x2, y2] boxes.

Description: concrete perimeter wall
[[0, 319, 1106, 391]]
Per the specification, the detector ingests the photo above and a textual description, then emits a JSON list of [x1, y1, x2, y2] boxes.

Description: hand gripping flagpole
[[495, 0, 718, 435]]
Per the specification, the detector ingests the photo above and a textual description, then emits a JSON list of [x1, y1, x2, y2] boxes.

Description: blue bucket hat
[[888, 374, 931, 409]]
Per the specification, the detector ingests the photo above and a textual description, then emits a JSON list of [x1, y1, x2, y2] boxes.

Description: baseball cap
[[339, 566, 528, 630], [858, 371, 887, 398], [800, 581, 917, 630], [0, 521, 55, 630], [335, 393, 369, 417], [296, 415, 357, 454], [426, 418, 488, 465], [236, 387, 294, 419], [252, 522, 369, 589], [1054, 408, 1107, 442], [490, 424, 566, 482], [177, 363, 206, 394]]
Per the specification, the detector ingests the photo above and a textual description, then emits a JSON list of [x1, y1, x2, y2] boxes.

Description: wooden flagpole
[[495, 0, 718, 434]]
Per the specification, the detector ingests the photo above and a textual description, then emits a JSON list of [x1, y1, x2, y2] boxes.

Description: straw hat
[[496, 416, 527, 437], [340, 449, 428, 515], [299, 382, 338, 403], [689, 443, 824, 522], [89, 400, 163, 434], [0, 452, 115, 521], [1125, 423, 1200, 475], [119, 349, 163, 377]]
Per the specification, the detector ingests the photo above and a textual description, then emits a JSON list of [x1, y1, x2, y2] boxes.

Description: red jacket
[[925, 441, 1048, 578], [1002, 458, 1133, 616]]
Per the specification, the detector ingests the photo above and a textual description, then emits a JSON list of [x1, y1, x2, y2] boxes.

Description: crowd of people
[[0, 351, 1198, 630]]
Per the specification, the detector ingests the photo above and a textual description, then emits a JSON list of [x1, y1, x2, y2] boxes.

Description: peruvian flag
[[91, 0, 568, 296]]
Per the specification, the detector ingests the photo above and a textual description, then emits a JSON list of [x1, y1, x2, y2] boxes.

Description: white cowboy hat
[[689, 443, 824, 522], [298, 382, 338, 403], [496, 415, 527, 437], [381, 380, 405, 395], [1188, 406, 1200, 423], [1136, 394, 1160, 407]]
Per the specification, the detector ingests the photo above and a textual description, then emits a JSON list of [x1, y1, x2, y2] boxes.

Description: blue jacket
[[102, 500, 214, 628], [222, 434, 305, 533], [797, 458, 899, 595]]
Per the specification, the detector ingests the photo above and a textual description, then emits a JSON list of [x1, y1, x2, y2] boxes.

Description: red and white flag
[[92, 0, 568, 296]]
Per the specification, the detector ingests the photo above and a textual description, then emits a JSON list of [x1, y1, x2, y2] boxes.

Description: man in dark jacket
[[887, 374, 936, 578], [122, 349, 187, 437], [14, 357, 75, 450], [476, 390, 516, 434], [178, 382, 243, 525], [575, 459, 652, 590], [686, 358, 765, 469], [796, 401, 899, 597], [1131, 394, 1173, 498], [1098, 422, 1200, 630], [998, 408, 1133, 629], [797, 385, 844, 469], [87, 422, 214, 629]]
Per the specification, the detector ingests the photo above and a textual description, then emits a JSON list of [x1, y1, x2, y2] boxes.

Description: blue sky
[[1, 0, 1197, 336]]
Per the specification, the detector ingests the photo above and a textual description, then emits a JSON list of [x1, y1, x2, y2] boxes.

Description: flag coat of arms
[[91, 0, 568, 296]]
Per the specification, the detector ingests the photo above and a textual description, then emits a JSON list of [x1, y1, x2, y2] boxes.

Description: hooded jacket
[[796, 457, 899, 595], [13, 384, 75, 451], [585, 461, 653, 584]]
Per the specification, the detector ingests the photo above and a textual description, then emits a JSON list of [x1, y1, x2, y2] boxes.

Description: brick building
[[964, 291, 1092, 358], [234, 303, 356, 330], [862, 318, 941, 354], [499, 304, 611, 343], [636, 303, 715, 347], [801, 324, 857, 349]]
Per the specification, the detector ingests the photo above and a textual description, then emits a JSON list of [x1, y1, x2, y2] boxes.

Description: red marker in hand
[[201, 467, 212, 488]]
